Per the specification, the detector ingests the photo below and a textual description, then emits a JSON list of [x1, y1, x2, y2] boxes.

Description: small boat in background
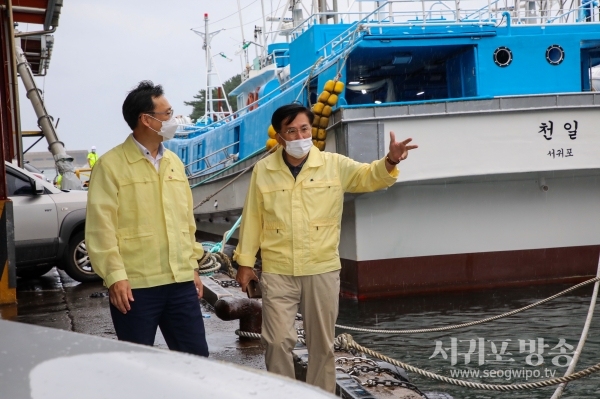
[[166, 0, 600, 299]]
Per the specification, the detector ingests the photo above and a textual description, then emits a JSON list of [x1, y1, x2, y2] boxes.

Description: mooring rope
[[335, 276, 600, 334], [234, 329, 600, 391], [550, 256, 600, 399], [334, 333, 600, 391]]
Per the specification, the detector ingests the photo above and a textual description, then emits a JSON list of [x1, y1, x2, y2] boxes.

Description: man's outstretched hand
[[388, 131, 418, 164]]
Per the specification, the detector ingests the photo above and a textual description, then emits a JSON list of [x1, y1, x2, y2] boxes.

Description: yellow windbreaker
[[233, 146, 399, 276], [86, 135, 203, 289]]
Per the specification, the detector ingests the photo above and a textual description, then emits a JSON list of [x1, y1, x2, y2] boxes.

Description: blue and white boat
[[165, 0, 600, 299]]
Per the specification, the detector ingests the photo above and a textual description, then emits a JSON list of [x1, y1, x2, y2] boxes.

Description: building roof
[[13, 0, 63, 75]]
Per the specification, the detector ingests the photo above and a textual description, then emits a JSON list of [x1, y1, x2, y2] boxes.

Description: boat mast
[[193, 14, 232, 123], [236, 0, 251, 75], [260, 0, 268, 59]]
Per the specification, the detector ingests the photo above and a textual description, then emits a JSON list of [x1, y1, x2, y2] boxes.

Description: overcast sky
[[18, 0, 331, 155]]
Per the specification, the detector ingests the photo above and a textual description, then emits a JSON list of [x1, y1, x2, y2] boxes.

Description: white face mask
[[280, 135, 313, 159], [146, 114, 178, 140]]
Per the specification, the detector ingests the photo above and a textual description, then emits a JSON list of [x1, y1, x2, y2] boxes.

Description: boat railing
[[174, 55, 333, 139], [301, 0, 599, 56], [184, 141, 239, 177], [462, 0, 502, 20], [318, 0, 600, 60]]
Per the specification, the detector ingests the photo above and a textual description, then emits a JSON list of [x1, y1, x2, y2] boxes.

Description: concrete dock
[[1, 268, 266, 370]]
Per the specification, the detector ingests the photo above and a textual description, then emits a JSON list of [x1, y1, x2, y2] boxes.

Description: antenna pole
[[192, 14, 232, 123]]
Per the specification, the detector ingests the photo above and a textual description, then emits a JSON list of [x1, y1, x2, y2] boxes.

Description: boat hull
[[339, 171, 600, 299], [341, 246, 599, 299]]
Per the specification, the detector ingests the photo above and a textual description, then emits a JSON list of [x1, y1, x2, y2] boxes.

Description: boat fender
[[318, 91, 331, 103], [266, 138, 278, 151], [326, 94, 338, 106], [333, 81, 345, 94], [317, 128, 327, 140], [318, 116, 329, 129], [265, 124, 279, 151], [312, 102, 325, 115], [309, 79, 343, 151], [320, 105, 332, 117]]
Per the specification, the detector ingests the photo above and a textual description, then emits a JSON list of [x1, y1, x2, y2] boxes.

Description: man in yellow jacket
[[234, 104, 417, 392], [86, 81, 208, 356], [87, 146, 98, 168]]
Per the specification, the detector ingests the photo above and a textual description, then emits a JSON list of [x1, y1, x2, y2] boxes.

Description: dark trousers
[[110, 281, 209, 357]]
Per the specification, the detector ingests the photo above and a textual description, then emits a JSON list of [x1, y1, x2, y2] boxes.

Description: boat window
[[546, 45, 565, 65], [493, 47, 513, 67]]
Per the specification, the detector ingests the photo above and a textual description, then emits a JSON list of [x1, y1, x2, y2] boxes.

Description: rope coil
[[197, 251, 235, 277]]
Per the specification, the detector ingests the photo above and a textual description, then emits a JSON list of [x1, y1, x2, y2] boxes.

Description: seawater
[[336, 283, 600, 399]]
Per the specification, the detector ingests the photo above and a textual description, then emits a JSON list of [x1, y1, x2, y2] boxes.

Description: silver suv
[[6, 162, 98, 282]]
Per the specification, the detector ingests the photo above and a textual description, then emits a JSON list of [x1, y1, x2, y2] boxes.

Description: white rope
[[334, 333, 600, 391], [550, 254, 600, 399], [234, 329, 600, 391]]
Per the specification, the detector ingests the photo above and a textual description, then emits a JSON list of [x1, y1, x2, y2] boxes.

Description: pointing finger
[[389, 131, 396, 144], [401, 138, 413, 145]]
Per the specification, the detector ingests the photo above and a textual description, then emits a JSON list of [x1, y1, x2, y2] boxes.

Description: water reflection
[[337, 284, 600, 399]]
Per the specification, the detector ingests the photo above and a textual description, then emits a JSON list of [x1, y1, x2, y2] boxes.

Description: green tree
[[185, 74, 242, 121]]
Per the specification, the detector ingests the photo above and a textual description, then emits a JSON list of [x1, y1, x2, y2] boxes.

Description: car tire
[[16, 265, 54, 279], [62, 230, 100, 283]]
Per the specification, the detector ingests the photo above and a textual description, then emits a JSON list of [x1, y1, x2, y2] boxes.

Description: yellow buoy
[[327, 94, 338, 106], [312, 127, 318, 139], [312, 102, 325, 115], [312, 139, 318, 146], [318, 117, 329, 129], [324, 80, 336, 93], [321, 105, 332, 117], [333, 81, 345, 94], [313, 115, 321, 127], [266, 138, 278, 151], [317, 128, 327, 140], [318, 91, 331, 104], [267, 125, 277, 139], [315, 140, 326, 151]]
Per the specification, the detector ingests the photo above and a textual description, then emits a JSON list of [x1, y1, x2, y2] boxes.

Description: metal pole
[[236, 0, 249, 69], [204, 13, 213, 120], [319, 0, 327, 24], [260, 0, 267, 58], [0, 0, 17, 306], [333, 0, 339, 23], [5, 0, 20, 167], [15, 46, 82, 190]]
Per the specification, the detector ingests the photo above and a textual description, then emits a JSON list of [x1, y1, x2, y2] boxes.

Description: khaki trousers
[[260, 270, 340, 393]]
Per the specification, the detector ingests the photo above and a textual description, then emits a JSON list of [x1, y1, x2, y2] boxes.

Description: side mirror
[[33, 179, 44, 195]]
